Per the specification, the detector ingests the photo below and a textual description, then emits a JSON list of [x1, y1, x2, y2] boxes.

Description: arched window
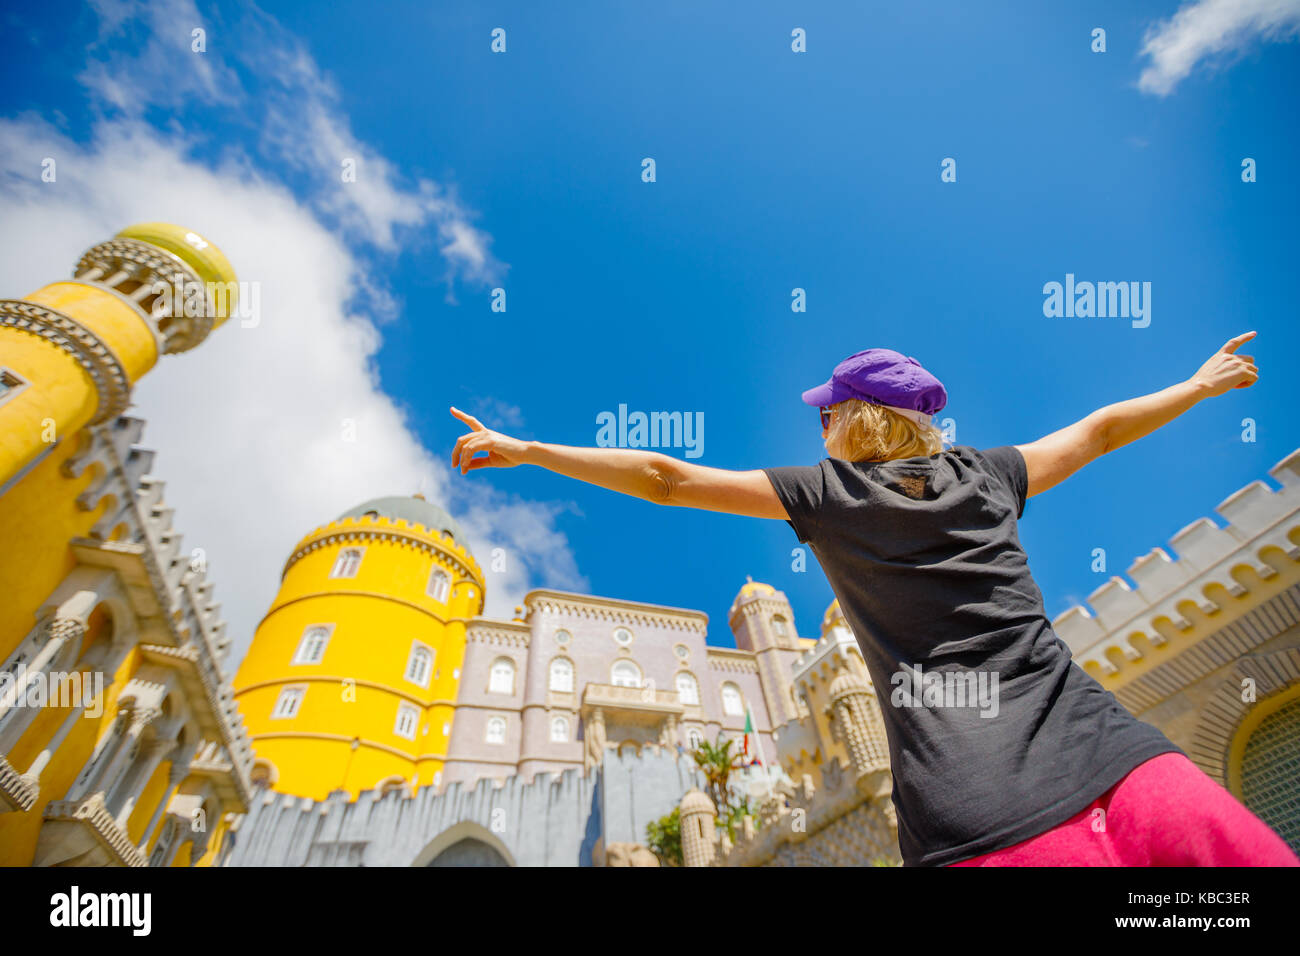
[[610, 660, 641, 688], [405, 644, 433, 687], [550, 716, 569, 742], [485, 716, 506, 744], [721, 682, 744, 716], [771, 616, 788, 638], [427, 568, 451, 603], [549, 658, 574, 693], [394, 703, 419, 740], [293, 625, 331, 665], [675, 672, 700, 706], [686, 727, 704, 749], [489, 658, 515, 695], [272, 686, 305, 719], [330, 548, 363, 578]]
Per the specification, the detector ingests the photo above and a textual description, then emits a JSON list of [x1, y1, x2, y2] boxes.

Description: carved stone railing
[[42, 794, 147, 867], [0, 755, 37, 813]]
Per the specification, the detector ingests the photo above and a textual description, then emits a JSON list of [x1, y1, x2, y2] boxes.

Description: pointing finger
[[1221, 331, 1256, 354], [450, 406, 485, 431]]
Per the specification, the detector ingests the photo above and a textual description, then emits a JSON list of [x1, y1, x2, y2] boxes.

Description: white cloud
[[1138, 0, 1300, 96], [79, 0, 503, 286], [0, 1, 581, 666]]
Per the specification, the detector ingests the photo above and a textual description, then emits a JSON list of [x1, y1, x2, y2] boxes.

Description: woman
[[449, 331, 1298, 867]]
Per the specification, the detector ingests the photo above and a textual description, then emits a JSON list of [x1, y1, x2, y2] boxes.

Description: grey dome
[[337, 496, 465, 545]]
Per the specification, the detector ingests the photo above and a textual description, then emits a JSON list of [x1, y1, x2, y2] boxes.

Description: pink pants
[[950, 752, 1300, 866]]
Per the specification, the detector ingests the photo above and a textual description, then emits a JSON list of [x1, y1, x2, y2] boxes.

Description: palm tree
[[691, 733, 749, 835]]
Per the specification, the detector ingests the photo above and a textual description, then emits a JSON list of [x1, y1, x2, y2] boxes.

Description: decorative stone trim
[[1186, 646, 1300, 786], [284, 526, 482, 583], [727, 596, 793, 629], [465, 622, 531, 648], [0, 299, 131, 425], [75, 237, 212, 354], [42, 793, 146, 867], [56, 414, 254, 806], [706, 649, 759, 674], [0, 754, 38, 812], [1111, 585, 1300, 715], [525, 590, 709, 634]]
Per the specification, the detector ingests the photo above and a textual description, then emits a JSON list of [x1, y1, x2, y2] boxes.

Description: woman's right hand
[[450, 407, 531, 473], [1189, 331, 1259, 397]]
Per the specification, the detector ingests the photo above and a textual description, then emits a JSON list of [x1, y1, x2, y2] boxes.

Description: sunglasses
[[820, 407, 832, 430]]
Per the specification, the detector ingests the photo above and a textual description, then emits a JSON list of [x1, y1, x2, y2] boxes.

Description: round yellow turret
[[231, 497, 484, 800]]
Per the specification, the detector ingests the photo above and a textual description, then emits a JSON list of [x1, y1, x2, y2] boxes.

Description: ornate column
[[21, 690, 93, 784], [112, 736, 174, 829], [0, 619, 87, 751], [137, 763, 187, 852]]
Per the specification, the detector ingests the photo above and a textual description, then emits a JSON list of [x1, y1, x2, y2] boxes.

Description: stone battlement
[[1052, 448, 1300, 675]]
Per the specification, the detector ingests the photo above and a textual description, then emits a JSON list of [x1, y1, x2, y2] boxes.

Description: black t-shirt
[[763, 445, 1183, 866]]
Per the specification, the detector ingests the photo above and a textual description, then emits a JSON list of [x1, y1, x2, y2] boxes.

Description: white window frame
[[427, 567, 451, 603], [549, 657, 574, 693], [686, 727, 704, 749], [485, 716, 506, 744], [675, 672, 700, 706], [610, 660, 641, 688], [612, 626, 633, 646], [721, 682, 744, 717], [550, 715, 569, 742], [405, 642, 434, 688], [292, 624, 334, 665], [0, 367, 30, 410], [330, 547, 365, 579], [489, 658, 515, 695], [554, 629, 571, 646], [394, 703, 419, 740], [271, 686, 306, 719], [771, 616, 788, 638]]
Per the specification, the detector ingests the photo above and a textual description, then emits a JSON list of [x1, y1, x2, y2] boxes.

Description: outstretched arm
[[1016, 331, 1259, 498], [449, 407, 789, 520]]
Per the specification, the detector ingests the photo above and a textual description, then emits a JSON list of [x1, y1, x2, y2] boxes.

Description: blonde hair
[[824, 398, 947, 463]]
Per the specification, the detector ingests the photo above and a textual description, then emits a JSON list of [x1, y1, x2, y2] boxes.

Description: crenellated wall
[[218, 744, 707, 867]]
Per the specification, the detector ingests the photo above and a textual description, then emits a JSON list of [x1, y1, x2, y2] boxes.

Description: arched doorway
[[1240, 693, 1300, 853], [426, 837, 509, 867], [410, 820, 517, 867]]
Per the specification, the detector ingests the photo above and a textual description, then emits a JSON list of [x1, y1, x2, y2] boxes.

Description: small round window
[[555, 629, 571, 646], [613, 627, 632, 646], [673, 644, 689, 660]]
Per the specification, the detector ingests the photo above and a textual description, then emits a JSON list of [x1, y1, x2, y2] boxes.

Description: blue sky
[[2, 0, 1298, 659]]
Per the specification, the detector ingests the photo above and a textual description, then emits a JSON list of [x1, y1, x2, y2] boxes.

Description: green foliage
[[688, 733, 763, 841], [646, 806, 683, 867]]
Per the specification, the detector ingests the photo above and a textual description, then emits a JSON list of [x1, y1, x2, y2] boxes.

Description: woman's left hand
[[450, 407, 530, 473]]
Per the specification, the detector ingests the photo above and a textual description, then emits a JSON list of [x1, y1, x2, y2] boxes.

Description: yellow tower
[[232, 497, 484, 800], [0, 223, 247, 867], [0, 223, 237, 674]]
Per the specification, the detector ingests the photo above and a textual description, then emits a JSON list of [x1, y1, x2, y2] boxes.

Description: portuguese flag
[[743, 707, 764, 767]]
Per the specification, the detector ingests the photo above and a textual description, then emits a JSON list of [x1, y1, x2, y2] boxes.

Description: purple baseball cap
[[801, 348, 947, 428]]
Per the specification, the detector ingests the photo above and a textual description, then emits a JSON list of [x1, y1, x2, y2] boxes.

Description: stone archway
[[426, 837, 509, 867], [409, 820, 516, 867]]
